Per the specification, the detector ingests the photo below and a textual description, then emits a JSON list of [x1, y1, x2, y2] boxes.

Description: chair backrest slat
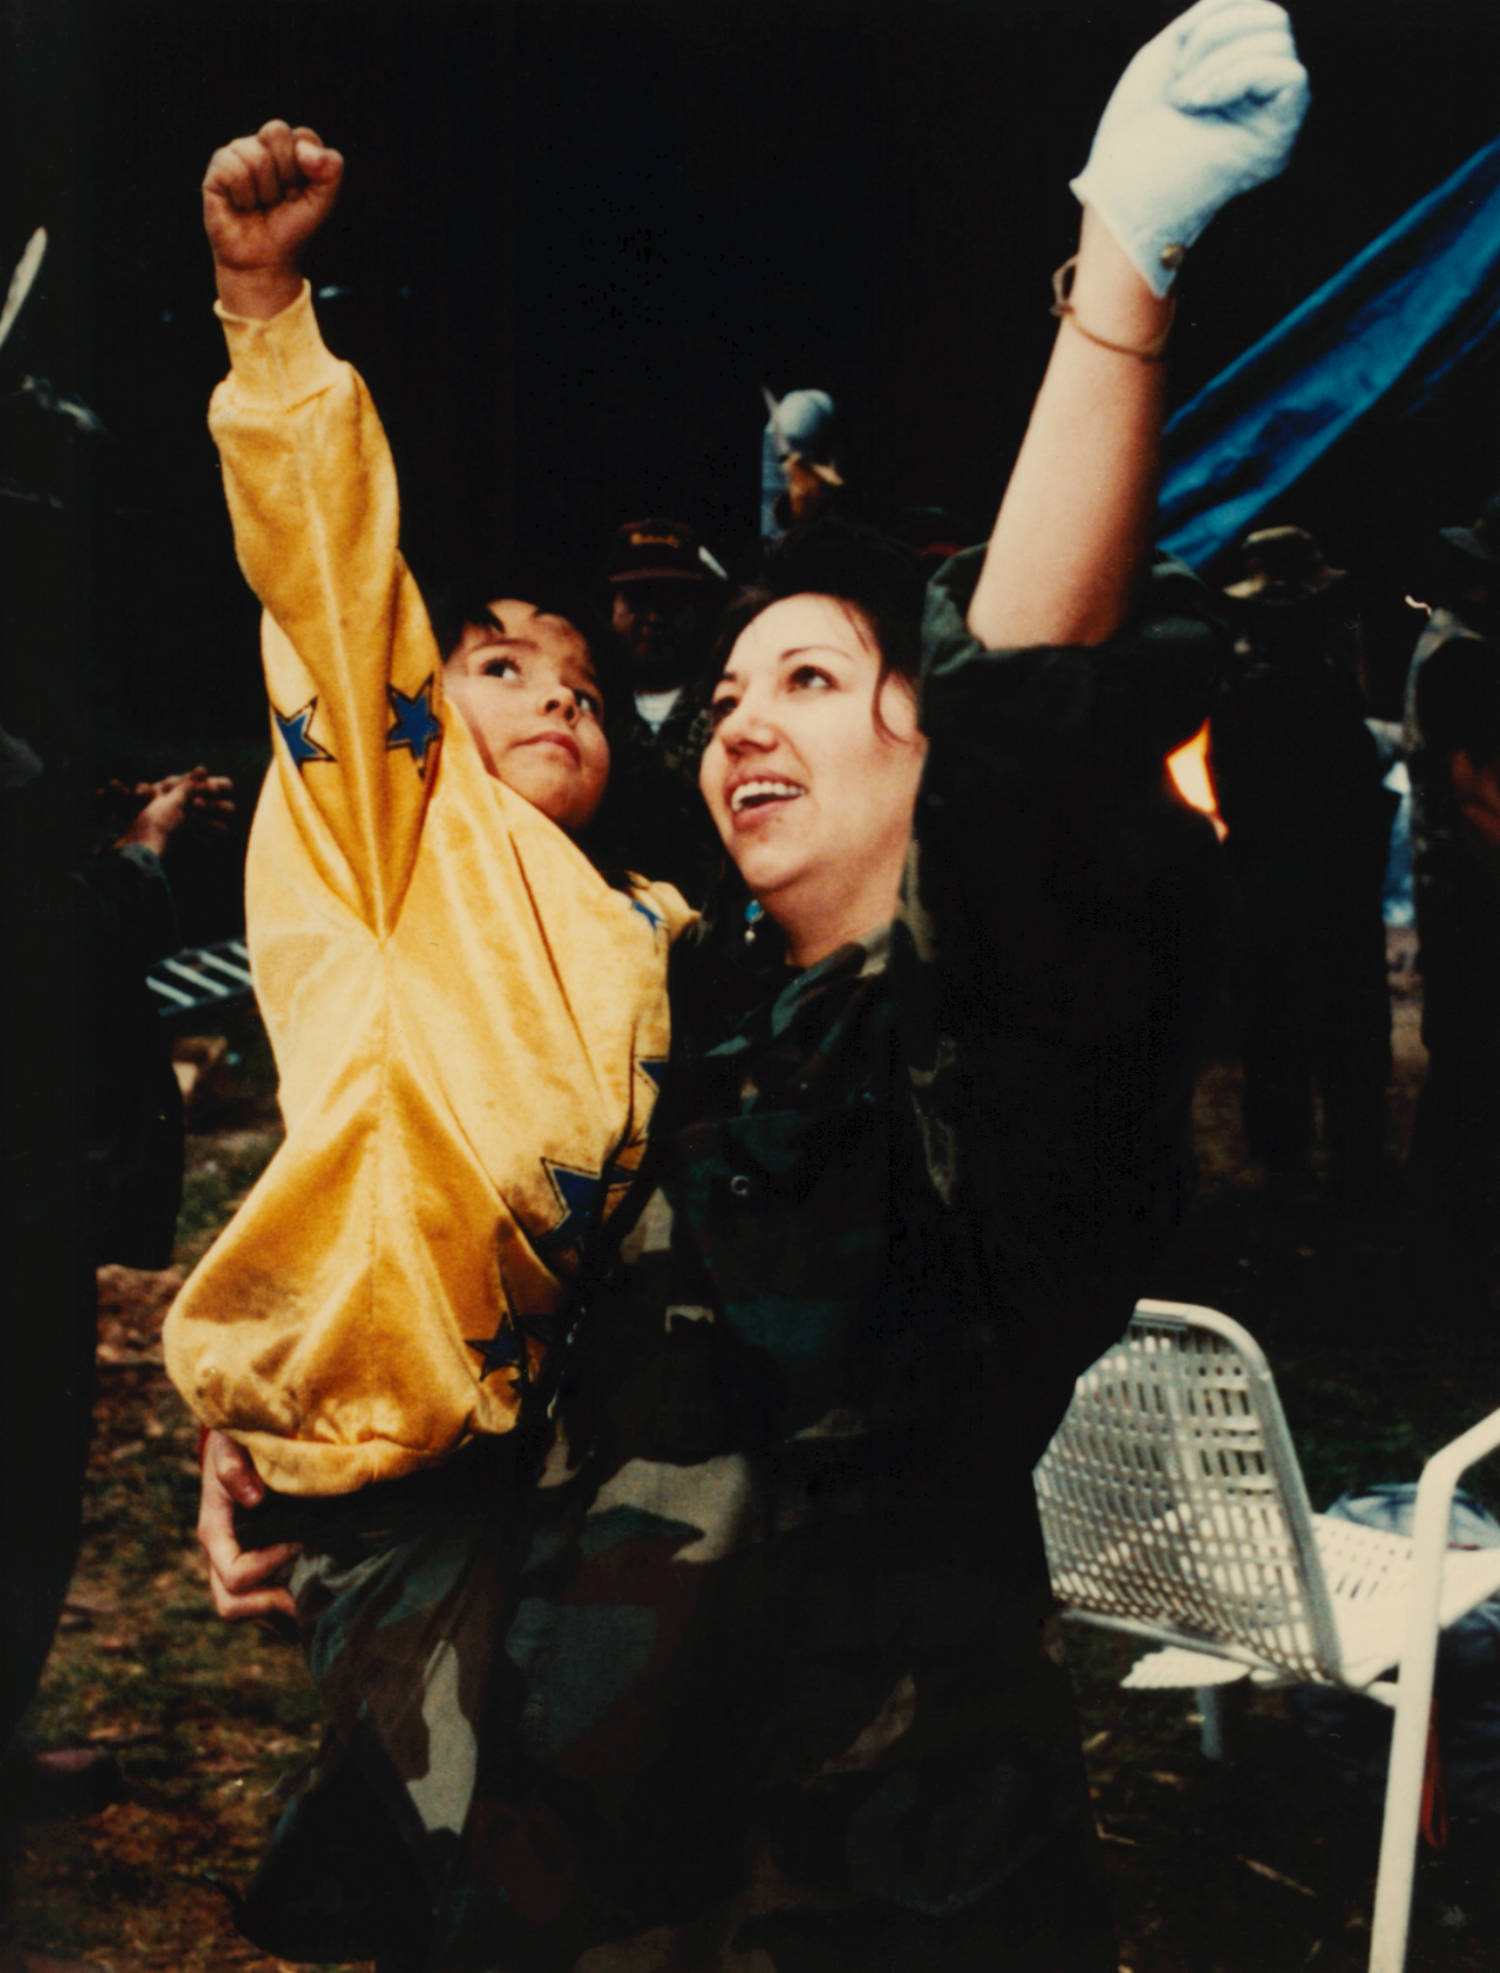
[[1034, 1300, 1342, 1681]]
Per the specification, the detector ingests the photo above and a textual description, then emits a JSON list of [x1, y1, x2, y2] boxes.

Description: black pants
[[1, 1247, 97, 1757]]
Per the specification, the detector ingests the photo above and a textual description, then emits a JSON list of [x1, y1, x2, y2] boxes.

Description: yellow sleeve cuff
[[213, 279, 344, 411]]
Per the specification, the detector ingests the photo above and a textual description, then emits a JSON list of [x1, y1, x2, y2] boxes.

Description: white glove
[[1070, 0, 1310, 297]]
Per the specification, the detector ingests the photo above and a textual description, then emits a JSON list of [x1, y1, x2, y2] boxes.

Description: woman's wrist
[[1064, 206, 1175, 356]]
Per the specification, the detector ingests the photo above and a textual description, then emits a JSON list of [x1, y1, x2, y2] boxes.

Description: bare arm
[[967, 207, 1168, 652], [967, 0, 1308, 653]]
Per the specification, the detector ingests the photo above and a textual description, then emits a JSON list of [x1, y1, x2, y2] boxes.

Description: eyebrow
[[476, 612, 530, 644], [715, 643, 856, 687], [469, 621, 553, 659], [465, 616, 523, 644], [471, 635, 601, 693]]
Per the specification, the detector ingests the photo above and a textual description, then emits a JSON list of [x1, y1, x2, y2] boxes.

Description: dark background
[[4, 0, 1500, 759]]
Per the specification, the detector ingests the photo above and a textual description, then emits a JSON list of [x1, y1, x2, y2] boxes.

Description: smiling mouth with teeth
[[730, 778, 805, 814]]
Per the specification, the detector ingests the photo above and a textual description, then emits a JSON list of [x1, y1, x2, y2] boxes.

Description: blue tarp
[[1158, 131, 1500, 571]]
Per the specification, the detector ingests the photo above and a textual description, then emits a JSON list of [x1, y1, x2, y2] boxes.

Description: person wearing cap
[[601, 516, 728, 903], [1404, 492, 1500, 894], [605, 515, 725, 716], [1402, 493, 1500, 1288], [1210, 524, 1394, 1206]]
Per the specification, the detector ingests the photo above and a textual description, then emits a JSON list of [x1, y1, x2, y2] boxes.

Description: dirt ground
[[8, 956, 1499, 1973]]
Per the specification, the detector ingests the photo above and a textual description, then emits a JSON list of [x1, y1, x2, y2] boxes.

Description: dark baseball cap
[[607, 517, 717, 583]]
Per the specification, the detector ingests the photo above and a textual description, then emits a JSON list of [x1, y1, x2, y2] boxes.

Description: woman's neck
[[767, 862, 904, 969]]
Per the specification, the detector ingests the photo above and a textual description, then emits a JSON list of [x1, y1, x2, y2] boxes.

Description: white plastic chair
[[1032, 1298, 1500, 1973]]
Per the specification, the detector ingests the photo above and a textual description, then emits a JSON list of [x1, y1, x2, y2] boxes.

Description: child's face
[[444, 600, 610, 833]]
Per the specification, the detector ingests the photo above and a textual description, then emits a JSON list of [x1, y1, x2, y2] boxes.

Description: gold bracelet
[[1050, 256, 1175, 363]]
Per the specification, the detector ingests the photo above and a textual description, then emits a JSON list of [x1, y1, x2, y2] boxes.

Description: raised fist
[[203, 119, 343, 316]]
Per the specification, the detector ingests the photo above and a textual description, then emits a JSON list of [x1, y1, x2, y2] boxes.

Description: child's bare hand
[[203, 120, 343, 319], [197, 1430, 300, 1623]]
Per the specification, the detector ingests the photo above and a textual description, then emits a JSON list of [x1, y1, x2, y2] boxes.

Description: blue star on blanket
[[273, 699, 335, 771], [533, 1159, 607, 1257], [466, 1323, 524, 1380], [386, 676, 443, 776]]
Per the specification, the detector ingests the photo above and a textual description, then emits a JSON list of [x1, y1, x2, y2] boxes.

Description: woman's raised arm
[[968, 0, 1309, 652]]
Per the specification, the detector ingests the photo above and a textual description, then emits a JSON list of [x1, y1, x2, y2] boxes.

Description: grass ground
[[8, 953, 1498, 1971]]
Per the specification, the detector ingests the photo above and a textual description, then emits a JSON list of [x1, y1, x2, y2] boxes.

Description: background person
[[2, 762, 230, 1973], [759, 386, 844, 555], [1405, 493, 1500, 932], [1211, 524, 1395, 1206], [605, 515, 727, 718], [1402, 492, 1500, 1299], [600, 515, 728, 902], [1405, 628, 1500, 1299]]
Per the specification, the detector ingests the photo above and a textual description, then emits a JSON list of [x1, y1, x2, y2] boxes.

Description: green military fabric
[[229, 1438, 538, 1969]]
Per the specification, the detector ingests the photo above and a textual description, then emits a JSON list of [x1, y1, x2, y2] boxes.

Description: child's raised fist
[[203, 119, 343, 319]]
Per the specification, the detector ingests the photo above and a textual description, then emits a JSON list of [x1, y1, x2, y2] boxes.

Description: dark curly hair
[[706, 517, 927, 735]]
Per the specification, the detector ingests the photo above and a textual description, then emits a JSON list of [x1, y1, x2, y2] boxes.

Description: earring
[[744, 899, 764, 944]]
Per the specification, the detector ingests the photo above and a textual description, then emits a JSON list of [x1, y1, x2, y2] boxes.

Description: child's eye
[[575, 689, 602, 718], [479, 655, 519, 679]]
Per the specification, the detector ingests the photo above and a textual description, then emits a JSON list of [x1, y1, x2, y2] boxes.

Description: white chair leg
[[1370, 1657, 1437, 1973], [1197, 1684, 1227, 1760], [1368, 1403, 1500, 1973]]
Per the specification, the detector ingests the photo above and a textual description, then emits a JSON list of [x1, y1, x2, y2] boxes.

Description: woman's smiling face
[[699, 593, 926, 962]]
